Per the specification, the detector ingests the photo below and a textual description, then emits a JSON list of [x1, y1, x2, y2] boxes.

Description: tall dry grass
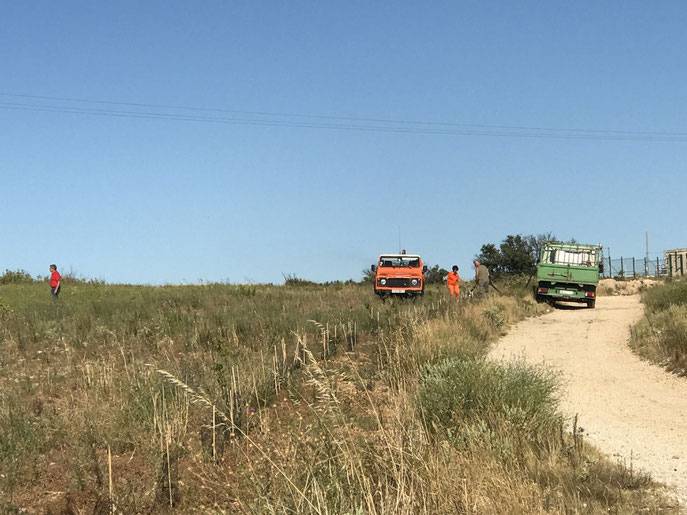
[[630, 277, 687, 376], [0, 279, 676, 512]]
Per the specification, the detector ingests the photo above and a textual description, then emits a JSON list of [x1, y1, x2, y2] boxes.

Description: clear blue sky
[[2, 1, 685, 284]]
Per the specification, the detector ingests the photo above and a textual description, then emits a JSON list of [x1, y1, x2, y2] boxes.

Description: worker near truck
[[473, 259, 489, 297], [446, 265, 460, 300]]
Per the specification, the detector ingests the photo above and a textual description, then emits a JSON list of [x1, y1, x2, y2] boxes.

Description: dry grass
[[597, 278, 658, 296], [0, 280, 678, 513], [630, 278, 687, 376]]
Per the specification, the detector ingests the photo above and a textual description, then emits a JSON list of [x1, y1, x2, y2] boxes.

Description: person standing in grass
[[446, 265, 460, 300], [473, 259, 490, 297], [49, 264, 61, 300]]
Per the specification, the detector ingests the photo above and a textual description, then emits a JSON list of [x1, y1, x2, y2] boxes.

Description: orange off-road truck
[[371, 251, 427, 298]]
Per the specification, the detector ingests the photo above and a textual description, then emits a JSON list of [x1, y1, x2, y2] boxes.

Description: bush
[[417, 358, 562, 436], [482, 305, 505, 329], [642, 278, 687, 313], [0, 270, 34, 285], [282, 274, 320, 287]]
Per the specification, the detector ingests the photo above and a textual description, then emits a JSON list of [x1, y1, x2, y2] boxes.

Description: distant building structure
[[664, 249, 687, 276]]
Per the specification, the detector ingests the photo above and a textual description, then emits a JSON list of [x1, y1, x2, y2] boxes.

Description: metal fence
[[602, 256, 668, 278], [665, 250, 687, 277]]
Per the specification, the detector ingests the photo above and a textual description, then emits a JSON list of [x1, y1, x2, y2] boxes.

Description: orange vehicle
[[371, 251, 427, 298]]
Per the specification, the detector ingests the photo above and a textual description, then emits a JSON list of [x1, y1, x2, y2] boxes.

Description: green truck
[[535, 242, 603, 308]]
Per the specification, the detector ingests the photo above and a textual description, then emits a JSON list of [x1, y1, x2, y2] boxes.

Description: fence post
[[608, 255, 612, 278], [656, 256, 660, 277], [620, 257, 624, 277], [632, 257, 636, 277], [681, 255, 684, 276]]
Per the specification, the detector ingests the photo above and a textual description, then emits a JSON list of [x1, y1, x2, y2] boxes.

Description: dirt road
[[490, 295, 687, 504]]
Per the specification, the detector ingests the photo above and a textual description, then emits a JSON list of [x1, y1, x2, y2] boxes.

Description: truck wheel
[[586, 299, 596, 309], [535, 294, 545, 304]]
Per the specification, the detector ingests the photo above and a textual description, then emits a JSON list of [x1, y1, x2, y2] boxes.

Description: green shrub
[[482, 305, 505, 329], [417, 358, 562, 436], [0, 269, 34, 285]]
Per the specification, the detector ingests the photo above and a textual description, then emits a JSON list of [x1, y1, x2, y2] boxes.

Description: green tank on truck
[[535, 242, 604, 308]]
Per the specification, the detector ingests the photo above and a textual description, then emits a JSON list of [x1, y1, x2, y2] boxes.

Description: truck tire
[[586, 299, 596, 309]]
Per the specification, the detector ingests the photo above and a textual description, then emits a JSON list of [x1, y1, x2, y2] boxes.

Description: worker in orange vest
[[447, 265, 460, 300]]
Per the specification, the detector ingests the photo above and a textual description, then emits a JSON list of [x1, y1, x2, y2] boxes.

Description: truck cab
[[535, 242, 603, 308], [371, 251, 427, 298]]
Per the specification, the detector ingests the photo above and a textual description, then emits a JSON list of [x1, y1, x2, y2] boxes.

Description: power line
[[4, 91, 687, 137], [2, 93, 687, 141]]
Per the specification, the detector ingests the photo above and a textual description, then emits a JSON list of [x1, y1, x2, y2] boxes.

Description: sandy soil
[[490, 295, 687, 505]]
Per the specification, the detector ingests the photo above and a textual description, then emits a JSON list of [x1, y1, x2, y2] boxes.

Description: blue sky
[[1, 1, 685, 284]]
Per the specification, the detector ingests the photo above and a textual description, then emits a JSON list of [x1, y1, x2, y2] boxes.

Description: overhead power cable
[[1, 92, 686, 142]]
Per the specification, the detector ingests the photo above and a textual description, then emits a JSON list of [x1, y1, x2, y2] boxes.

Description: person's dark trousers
[[51, 287, 60, 300]]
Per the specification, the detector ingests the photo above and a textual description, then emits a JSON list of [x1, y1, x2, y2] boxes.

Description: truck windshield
[[379, 257, 420, 268], [543, 248, 597, 266]]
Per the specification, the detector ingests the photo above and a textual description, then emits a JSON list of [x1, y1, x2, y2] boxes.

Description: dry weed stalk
[[147, 364, 322, 514], [107, 445, 115, 514]]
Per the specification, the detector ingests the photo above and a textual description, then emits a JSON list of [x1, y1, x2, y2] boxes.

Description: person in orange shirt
[[446, 265, 460, 300]]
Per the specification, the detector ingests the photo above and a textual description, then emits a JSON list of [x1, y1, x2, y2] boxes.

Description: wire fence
[[602, 256, 670, 278]]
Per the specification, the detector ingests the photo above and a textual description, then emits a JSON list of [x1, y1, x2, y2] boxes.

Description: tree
[[476, 243, 503, 276], [500, 235, 536, 275], [524, 232, 557, 264], [425, 264, 450, 284], [360, 267, 375, 284], [477, 233, 559, 277]]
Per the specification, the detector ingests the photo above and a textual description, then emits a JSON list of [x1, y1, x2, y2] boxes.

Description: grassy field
[[630, 277, 687, 376], [0, 275, 677, 513]]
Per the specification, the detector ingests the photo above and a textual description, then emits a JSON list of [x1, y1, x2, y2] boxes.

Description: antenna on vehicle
[[397, 225, 402, 254]]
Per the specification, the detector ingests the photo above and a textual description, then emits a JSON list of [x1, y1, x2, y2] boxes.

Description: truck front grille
[[386, 278, 412, 287]]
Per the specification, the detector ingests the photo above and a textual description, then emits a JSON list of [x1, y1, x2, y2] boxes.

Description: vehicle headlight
[[380, 279, 387, 286], [411, 279, 418, 286]]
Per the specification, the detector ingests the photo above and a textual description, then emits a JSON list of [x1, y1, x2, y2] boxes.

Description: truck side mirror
[[599, 263, 604, 274], [371, 265, 376, 272], [422, 265, 428, 273]]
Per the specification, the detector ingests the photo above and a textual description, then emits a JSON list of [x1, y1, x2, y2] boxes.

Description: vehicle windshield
[[542, 247, 597, 266], [378, 256, 421, 268]]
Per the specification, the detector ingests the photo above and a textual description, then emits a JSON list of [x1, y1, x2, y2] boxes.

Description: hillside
[[0, 280, 677, 513]]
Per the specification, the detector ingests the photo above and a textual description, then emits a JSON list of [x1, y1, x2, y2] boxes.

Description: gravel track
[[490, 295, 687, 504]]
